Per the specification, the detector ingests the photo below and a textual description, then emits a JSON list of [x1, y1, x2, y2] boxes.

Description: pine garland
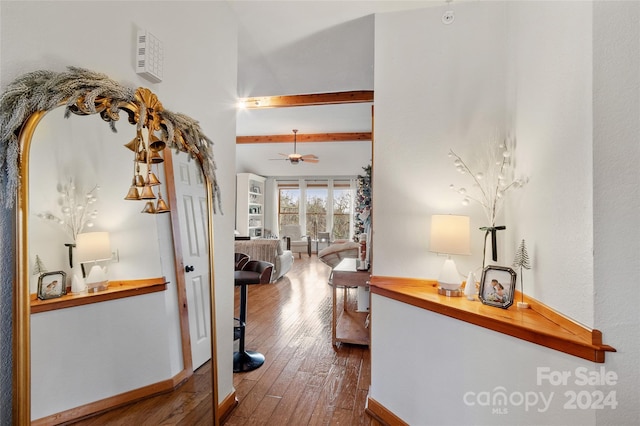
[[0, 67, 220, 211]]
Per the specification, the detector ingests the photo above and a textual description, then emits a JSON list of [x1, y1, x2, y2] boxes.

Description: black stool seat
[[233, 261, 273, 373], [234, 270, 261, 285]]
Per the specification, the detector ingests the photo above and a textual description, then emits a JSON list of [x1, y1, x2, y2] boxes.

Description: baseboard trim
[[219, 390, 238, 423], [366, 396, 408, 426], [33, 369, 192, 426]]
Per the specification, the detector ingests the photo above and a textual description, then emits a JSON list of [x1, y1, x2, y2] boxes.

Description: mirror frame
[[10, 78, 220, 424]]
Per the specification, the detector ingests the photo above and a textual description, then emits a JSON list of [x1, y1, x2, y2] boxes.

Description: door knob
[[185, 265, 195, 273]]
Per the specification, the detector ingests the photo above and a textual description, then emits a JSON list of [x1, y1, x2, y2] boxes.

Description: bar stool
[[234, 252, 249, 270], [233, 260, 273, 372]]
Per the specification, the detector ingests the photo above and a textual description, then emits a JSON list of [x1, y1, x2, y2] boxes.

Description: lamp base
[[438, 287, 463, 297]]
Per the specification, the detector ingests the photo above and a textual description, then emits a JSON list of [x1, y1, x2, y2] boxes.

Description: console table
[[331, 258, 371, 346]]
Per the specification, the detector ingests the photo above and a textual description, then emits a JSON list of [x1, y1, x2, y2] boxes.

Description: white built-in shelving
[[236, 173, 266, 239]]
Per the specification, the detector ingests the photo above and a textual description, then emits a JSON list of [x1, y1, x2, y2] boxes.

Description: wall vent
[[136, 30, 163, 83]]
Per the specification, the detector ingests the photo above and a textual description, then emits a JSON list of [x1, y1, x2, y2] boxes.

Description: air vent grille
[[136, 30, 163, 83]]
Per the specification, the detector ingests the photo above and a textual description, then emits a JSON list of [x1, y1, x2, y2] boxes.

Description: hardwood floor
[[71, 255, 377, 425]]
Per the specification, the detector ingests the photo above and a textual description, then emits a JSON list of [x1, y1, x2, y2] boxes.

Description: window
[[278, 179, 354, 240], [306, 185, 327, 237], [278, 186, 299, 228], [332, 182, 352, 240]]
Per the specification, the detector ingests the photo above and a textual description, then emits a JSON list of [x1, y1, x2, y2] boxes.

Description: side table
[[330, 258, 371, 346]]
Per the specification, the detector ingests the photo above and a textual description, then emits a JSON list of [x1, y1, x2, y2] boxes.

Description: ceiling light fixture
[[269, 129, 319, 165]]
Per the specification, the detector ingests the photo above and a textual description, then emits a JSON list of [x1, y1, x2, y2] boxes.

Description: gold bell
[[141, 201, 156, 214], [156, 197, 170, 213], [148, 134, 166, 152], [146, 171, 161, 186], [124, 133, 142, 152], [149, 150, 164, 164], [124, 185, 140, 200], [136, 150, 148, 163], [139, 185, 156, 200], [134, 174, 145, 187]]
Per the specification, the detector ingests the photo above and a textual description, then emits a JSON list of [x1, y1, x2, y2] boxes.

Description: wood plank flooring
[[70, 255, 377, 425]]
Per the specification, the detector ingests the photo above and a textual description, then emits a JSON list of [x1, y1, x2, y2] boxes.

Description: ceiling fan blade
[[301, 157, 319, 163], [278, 153, 289, 157], [301, 154, 318, 160]]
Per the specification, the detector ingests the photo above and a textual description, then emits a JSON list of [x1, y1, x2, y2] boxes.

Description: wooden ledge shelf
[[369, 276, 616, 363], [31, 277, 168, 314]]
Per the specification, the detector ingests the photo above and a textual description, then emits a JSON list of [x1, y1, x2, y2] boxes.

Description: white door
[[173, 156, 211, 369]]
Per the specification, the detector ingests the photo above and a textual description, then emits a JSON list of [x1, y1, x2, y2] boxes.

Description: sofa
[[234, 238, 294, 282]]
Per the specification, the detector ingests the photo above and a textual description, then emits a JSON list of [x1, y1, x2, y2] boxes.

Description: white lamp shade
[[76, 232, 111, 263], [430, 215, 471, 255]]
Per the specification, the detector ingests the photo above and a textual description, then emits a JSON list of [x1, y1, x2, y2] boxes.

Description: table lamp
[[430, 214, 470, 296], [76, 231, 112, 292]]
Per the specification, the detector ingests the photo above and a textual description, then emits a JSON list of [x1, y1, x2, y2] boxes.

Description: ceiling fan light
[[274, 129, 319, 165]]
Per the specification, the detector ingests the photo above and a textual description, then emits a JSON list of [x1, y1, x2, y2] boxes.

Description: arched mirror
[[5, 69, 220, 424]]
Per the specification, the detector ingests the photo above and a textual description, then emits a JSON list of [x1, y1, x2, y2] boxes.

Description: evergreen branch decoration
[[512, 239, 532, 305], [0, 67, 221, 212], [32, 255, 47, 276], [512, 239, 532, 270]]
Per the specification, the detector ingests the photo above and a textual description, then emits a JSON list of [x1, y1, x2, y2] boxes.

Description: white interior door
[[173, 157, 211, 369]]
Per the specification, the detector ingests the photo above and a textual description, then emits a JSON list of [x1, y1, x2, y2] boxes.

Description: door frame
[[163, 149, 194, 376]]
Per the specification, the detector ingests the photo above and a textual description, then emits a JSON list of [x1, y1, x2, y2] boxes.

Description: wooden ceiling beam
[[238, 91, 374, 109], [236, 132, 372, 144]]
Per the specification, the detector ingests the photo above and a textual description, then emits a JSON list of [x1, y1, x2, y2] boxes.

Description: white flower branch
[[449, 137, 528, 226], [37, 178, 99, 241]]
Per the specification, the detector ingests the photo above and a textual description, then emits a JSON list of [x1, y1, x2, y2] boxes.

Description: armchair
[[318, 240, 361, 287], [280, 224, 311, 258], [318, 241, 360, 269]]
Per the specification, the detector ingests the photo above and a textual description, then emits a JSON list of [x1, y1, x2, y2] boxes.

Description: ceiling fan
[[272, 129, 319, 165]]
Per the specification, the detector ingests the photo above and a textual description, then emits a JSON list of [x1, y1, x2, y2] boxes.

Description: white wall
[[505, 0, 594, 327], [372, 295, 599, 425], [373, 2, 507, 281], [1, 0, 237, 421], [592, 2, 640, 425], [371, 2, 638, 424]]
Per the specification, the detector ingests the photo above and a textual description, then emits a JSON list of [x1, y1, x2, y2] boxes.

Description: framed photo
[[479, 265, 516, 309], [37, 271, 67, 300]]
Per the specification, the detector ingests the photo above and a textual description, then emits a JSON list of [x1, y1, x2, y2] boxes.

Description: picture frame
[[37, 271, 67, 300], [479, 265, 516, 309]]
